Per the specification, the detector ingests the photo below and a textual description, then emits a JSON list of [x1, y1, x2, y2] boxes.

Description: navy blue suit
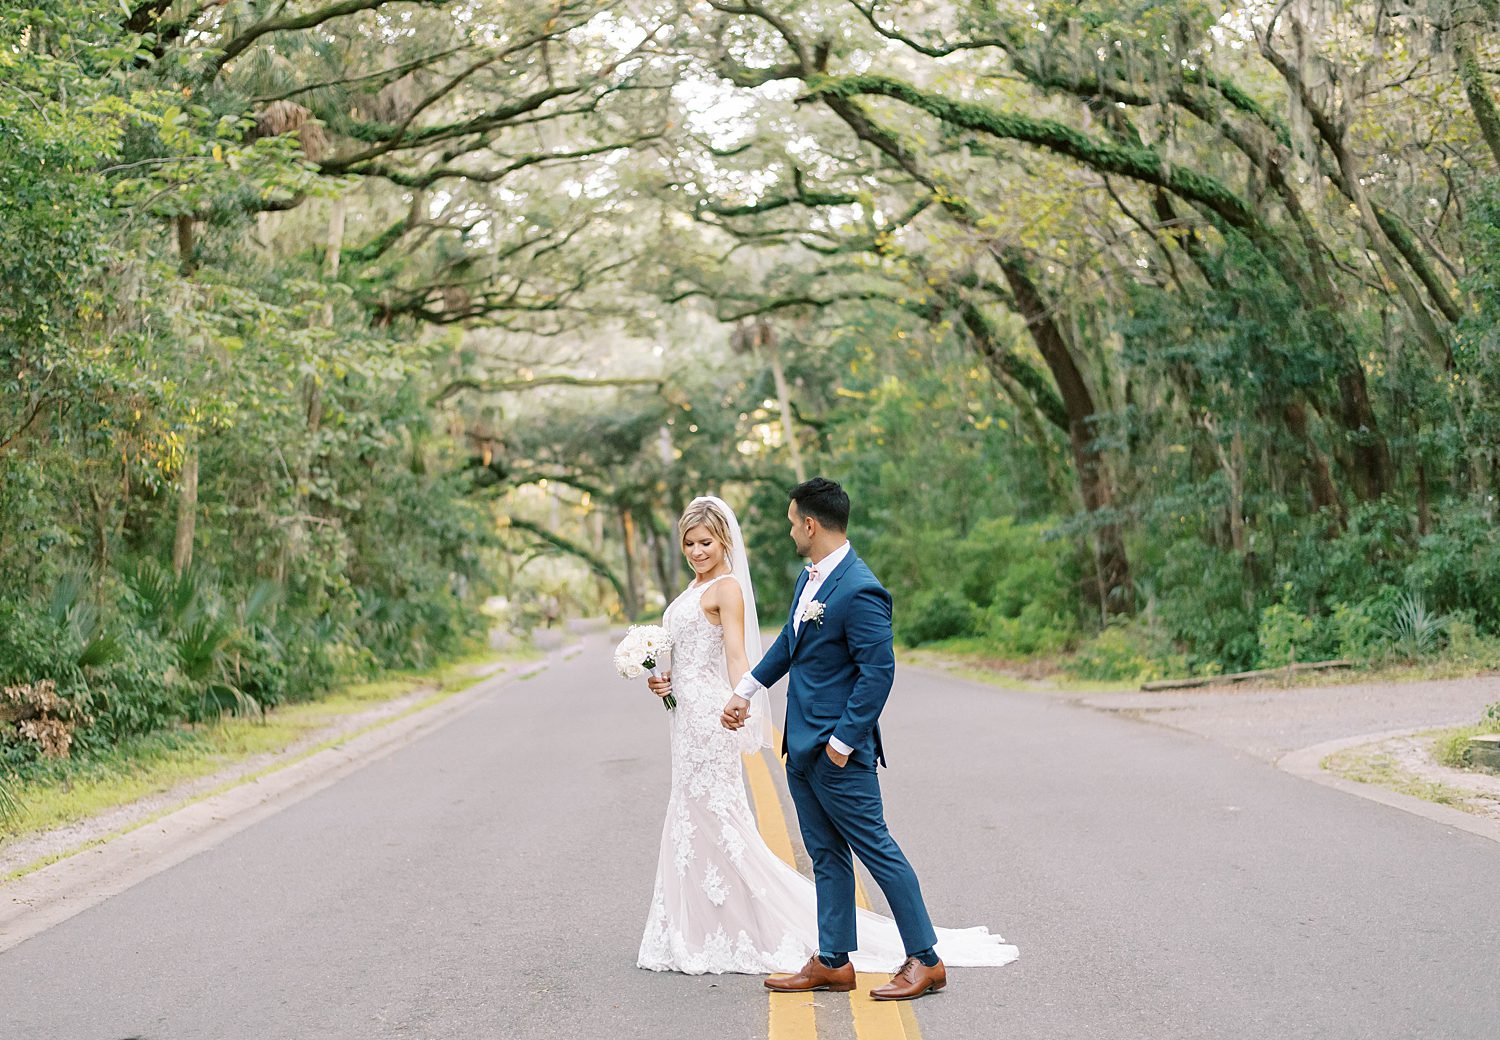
[[751, 549, 937, 958]]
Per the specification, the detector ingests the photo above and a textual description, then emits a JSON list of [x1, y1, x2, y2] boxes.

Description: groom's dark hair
[[790, 477, 850, 532]]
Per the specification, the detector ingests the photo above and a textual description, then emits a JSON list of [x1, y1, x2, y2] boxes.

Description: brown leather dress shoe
[[869, 956, 947, 1001], [764, 956, 856, 993]]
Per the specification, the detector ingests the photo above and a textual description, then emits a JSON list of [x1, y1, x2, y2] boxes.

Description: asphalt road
[[3, 637, 1498, 1040]]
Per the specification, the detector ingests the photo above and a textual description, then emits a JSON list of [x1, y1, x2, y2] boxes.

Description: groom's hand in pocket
[[720, 695, 751, 730], [824, 743, 850, 768]]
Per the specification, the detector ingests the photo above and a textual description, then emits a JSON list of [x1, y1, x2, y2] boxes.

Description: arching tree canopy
[[4, 1, 1500, 773]]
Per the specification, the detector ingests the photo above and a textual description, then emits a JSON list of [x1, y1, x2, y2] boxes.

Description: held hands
[[720, 694, 752, 731]]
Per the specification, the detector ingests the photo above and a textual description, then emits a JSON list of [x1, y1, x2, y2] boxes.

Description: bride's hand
[[720, 694, 751, 731], [647, 672, 672, 700]]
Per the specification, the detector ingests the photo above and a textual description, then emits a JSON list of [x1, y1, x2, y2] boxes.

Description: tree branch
[[431, 374, 663, 406]]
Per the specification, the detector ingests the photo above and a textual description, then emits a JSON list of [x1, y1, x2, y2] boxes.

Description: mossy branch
[[432, 375, 662, 406], [807, 74, 1272, 245], [503, 518, 627, 603]]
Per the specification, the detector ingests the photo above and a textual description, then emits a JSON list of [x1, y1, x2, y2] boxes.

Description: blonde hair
[[678, 499, 734, 565]]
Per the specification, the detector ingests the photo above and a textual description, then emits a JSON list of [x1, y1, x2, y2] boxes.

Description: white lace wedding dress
[[636, 574, 1020, 975]]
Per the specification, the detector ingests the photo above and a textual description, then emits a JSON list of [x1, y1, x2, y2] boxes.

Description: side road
[[0, 646, 567, 952], [920, 659, 1500, 841], [1049, 671, 1499, 761]]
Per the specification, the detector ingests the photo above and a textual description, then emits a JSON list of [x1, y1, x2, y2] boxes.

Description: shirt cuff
[[828, 736, 854, 756], [733, 671, 765, 700]]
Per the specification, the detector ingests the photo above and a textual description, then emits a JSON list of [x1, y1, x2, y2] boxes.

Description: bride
[[636, 495, 1017, 975]]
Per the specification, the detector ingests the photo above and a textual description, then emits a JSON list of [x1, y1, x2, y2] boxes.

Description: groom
[[722, 477, 945, 1001]]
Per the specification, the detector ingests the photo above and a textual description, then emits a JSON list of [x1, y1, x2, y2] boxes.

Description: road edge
[[0, 651, 554, 953]]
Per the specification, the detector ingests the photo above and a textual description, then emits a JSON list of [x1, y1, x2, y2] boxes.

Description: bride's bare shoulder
[[702, 575, 742, 607]]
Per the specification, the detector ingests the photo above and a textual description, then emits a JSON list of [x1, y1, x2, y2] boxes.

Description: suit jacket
[[751, 549, 895, 768]]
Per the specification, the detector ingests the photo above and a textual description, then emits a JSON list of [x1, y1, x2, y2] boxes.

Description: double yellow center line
[[742, 746, 925, 1040]]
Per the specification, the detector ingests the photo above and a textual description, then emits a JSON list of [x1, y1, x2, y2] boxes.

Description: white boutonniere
[[801, 599, 827, 627]]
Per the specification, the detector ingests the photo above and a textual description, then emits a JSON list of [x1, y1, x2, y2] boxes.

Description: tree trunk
[[307, 195, 344, 430], [1282, 401, 1345, 525], [765, 338, 805, 482], [322, 195, 346, 325], [1333, 362, 1394, 501], [88, 482, 110, 575], [283, 197, 344, 573], [999, 253, 1132, 615], [1456, 25, 1500, 169], [620, 508, 643, 619], [173, 442, 199, 575], [175, 215, 196, 275]]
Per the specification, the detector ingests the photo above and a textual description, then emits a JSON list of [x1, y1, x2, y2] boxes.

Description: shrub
[[1329, 600, 1381, 660], [1444, 619, 1500, 670], [887, 518, 1081, 650], [1257, 600, 1328, 668], [983, 600, 1075, 657], [899, 588, 978, 646], [0, 593, 188, 768], [1407, 502, 1500, 630], [1070, 622, 1189, 682], [958, 518, 1077, 615], [1153, 537, 1259, 671]]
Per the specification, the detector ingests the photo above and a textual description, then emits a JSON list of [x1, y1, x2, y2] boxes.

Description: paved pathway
[[3, 641, 1498, 1039]]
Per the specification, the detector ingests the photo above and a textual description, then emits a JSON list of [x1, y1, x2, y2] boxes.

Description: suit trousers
[[784, 749, 938, 957]]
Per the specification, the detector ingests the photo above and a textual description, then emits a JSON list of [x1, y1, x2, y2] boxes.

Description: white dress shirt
[[735, 541, 856, 756]]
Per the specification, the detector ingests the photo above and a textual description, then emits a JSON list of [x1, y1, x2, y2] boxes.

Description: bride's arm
[[716, 581, 751, 681]]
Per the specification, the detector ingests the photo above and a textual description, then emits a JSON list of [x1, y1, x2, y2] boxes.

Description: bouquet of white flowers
[[614, 624, 675, 710]]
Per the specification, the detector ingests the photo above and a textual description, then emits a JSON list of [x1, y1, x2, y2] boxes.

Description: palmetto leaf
[[1382, 592, 1453, 659], [124, 558, 205, 632], [175, 615, 237, 683], [46, 571, 126, 669], [195, 681, 262, 722], [240, 580, 281, 626], [0, 777, 20, 822]]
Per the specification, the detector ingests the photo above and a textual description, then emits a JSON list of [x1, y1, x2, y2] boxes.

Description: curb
[[0, 654, 549, 953], [1276, 726, 1500, 846]]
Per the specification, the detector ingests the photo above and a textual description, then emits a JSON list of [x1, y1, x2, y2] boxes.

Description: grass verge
[[1321, 723, 1500, 818], [899, 646, 1137, 694], [904, 640, 1500, 695], [1321, 746, 1478, 808]]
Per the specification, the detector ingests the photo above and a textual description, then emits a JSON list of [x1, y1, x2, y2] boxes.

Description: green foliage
[[1257, 599, 1329, 667], [1328, 601, 1383, 660], [900, 589, 980, 646], [888, 519, 1081, 653], [1406, 503, 1500, 631], [1069, 622, 1189, 683], [1151, 535, 1260, 672], [0, 4, 503, 804]]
